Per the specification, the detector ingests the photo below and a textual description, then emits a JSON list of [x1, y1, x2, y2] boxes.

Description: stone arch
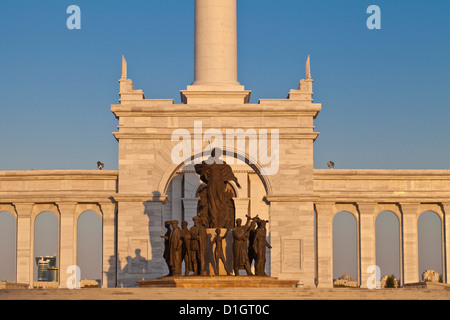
[[333, 203, 359, 221], [417, 210, 444, 281], [76, 208, 102, 281], [332, 209, 359, 285], [33, 206, 60, 282], [0, 204, 17, 219], [158, 150, 273, 198], [375, 210, 402, 282], [74, 203, 102, 222], [418, 204, 444, 222], [375, 204, 402, 222], [32, 204, 60, 222]]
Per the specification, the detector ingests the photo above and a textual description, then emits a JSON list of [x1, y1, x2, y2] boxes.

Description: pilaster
[[14, 203, 34, 287], [58, 202, 77, 288], [358, 203, 377, 288], [401, 203, 419, 284], [315, 202, 335, 288]]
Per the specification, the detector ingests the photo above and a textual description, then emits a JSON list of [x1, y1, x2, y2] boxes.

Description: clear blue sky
[[0, 0, 449, 282]]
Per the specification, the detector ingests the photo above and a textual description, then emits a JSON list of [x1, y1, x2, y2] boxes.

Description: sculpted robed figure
[[194, 149, 241, 229]]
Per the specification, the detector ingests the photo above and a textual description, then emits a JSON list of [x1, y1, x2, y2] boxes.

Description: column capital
[[57, 202, 77, 215], [357, 202, 377, 215], [13, 203, 34, 217], [399, 203, 420, 215]]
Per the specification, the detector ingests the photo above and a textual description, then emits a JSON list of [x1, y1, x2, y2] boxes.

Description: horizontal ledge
[[112, 194, 169, 204], [0, 170, 118, 178], [112, 132, 319, 140]]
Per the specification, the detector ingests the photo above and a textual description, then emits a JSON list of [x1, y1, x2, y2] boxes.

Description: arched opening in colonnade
[[34, 211, 59, 282], [333, 211, 358, 285], [77, 210, 102, 283], [0, 212, 16, 281], [418, 211, 443, 282], [161, 151, 272, 276], [375, 211, 401, 282]]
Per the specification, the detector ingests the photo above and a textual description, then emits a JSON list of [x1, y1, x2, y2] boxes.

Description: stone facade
[[0, 0, 449, 290]]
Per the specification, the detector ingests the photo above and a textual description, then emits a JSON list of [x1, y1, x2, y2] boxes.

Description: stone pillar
[[193, 0, 240, 86], [358, 203, 376, 288], [116, 199, 166, 287], [58, 203, 77, 288], [315, 203, 334, 288], [181, 0, 251, 103], [269, 200, 315, 287], [14, 203, 34, 287], [401, 203, 419, 284], [182, 199, 199, 228], [101, 202, 117, 288]]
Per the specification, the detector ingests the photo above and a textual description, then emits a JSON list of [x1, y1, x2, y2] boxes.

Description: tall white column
[[181, 0, 251, 104], [193, 0, 240, 86]]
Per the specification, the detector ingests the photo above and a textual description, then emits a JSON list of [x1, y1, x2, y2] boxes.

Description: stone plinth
[[0, 282, 30, 290], [136, 276, 298, 288]]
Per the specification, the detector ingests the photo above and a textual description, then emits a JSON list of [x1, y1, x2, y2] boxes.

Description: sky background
[[0, 0, 449, 283]]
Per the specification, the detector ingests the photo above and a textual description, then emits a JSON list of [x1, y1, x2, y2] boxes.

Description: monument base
[[136, 276, 298, 288]]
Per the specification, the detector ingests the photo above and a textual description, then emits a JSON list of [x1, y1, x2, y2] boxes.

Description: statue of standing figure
[[160, 221, 172, 277], [210, 228, 232, 276], [194, 148, 242, 229], [189, 216, 208, 276], [252, 218, 272, 277], [169, 220, 183, 276], [232, 216, 254, 276], [180, 221, 191, 276]]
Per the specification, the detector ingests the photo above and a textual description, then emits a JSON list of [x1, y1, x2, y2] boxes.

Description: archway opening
[[77, 210, 102, 284], [418, 211, 443, 282], [162, 154, 271, 276], [34, 211, 59, 283], [375, 211, 401, 285], [333, 211, 358, 287], [0, 212, 16, 281]]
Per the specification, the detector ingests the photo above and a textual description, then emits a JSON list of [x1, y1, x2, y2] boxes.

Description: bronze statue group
[[161, 214, 272, 277], [161, 149, 272, 277]]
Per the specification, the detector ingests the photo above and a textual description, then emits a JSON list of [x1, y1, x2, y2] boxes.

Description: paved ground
[[1, 286, 449, 300]]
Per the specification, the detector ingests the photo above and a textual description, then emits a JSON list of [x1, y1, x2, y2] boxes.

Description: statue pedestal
[[205, 228, 233, 276], [136, 276, 299, 288]]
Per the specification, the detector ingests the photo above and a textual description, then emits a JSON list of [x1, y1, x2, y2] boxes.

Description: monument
[[1, 0, 449, 291]]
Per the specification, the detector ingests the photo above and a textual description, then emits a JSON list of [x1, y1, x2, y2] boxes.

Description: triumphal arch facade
[[0, 0, 449, 289]]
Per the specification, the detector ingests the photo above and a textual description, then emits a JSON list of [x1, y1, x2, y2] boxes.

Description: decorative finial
[[121, 55, 127, 79], [306, 55, 311, 80]]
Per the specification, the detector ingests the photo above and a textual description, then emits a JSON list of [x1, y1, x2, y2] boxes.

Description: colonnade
[[315, 202, 450, 288], [0, 202, 116, 288]]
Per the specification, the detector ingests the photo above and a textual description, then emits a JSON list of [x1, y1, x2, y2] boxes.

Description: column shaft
[[15, 203, 34, 287], [58, 203, 77, 288], [315, 203, 334, 288], [193, 0, 240, 86], [401, 203, 419, 284], [358, 203, 376, 289]]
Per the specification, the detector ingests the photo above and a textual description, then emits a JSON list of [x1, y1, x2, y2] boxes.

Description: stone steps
[[1, 287, 449, 300]]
